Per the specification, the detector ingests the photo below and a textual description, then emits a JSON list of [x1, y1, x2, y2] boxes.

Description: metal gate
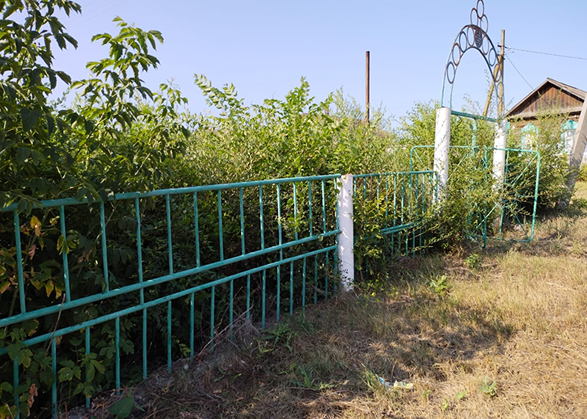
[[410, 145, 540, 246]]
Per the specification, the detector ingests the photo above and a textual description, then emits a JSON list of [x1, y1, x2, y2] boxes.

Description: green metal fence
[[353, 171, 437, 273], [0, 175, 345, 418], [409, 145, 541, 244], [0, 171, 437, 418]]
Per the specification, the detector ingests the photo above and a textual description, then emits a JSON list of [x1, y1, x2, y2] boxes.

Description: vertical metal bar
[[193, 192, 200, 267], [262, 270, 266, 328], [137, 198, 146, 379], [409, 172, 413, 256], [85, 327, 90, 408], [334, 178, 339, 232], [51, 339, 57, 418], [240, 187, 245, 255], [99, 202, 110, 292], [277, 184, 283, 321], [115, 317, 120, 392], [166, 195, 173, 274], [413, 174, 418, 256], [277, 184, 282, 245], [259, 185, 265, 250], [229, 279, 234, 341], [217, 190, 224, 261], [293, 182, 298, 241], [134, 198, 144, 302], [385, 178, 389, 229], [402, 180, 407, 255], [392, 174, 397, 254], [420, 174, 424, 254], [308, 181, 313, 236], [289, 261, 294, 315], [210, 286, 215, 351], [246, 274, 251, 320], [366, 50, 370, 123], [276, 265, 281, 322], [167, 300, 172, 372], [376, 175, 381, 226], [142, 308, 147, 379], [13, 211, 25, 314], [314, 255, 318, 304], [59, 205, 71, 302], [190, 293, 195, 359], [321, 180, 326, 233]]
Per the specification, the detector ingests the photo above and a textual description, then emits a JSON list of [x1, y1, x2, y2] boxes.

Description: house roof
[[505, 78, 586, 119], [546, 78, 586, 100]]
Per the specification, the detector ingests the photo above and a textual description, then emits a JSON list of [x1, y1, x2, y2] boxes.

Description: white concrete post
[[337, 174, 354, 291], [492, 120, 508, 182], [434, 107, 451, 193], [492, 120, 508, 231]]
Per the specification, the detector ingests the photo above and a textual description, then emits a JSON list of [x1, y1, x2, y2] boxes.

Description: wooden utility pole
[[365, 51, 370, 124], [498, 30, 505, 116], [483, 29, 505, 117]]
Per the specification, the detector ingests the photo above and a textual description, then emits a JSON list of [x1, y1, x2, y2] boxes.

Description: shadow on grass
[[115, 253, 515, 419]]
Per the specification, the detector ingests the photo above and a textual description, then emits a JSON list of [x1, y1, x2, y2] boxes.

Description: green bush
[[0, 2, 570, 416], [507, 110, 572, 209], [577, 164, 587, 182]]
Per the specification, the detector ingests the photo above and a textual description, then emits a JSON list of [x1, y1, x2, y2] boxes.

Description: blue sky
[[52, 0, 587, 124]]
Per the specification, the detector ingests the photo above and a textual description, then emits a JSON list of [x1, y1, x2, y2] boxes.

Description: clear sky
[[52, 0, 587, 125]]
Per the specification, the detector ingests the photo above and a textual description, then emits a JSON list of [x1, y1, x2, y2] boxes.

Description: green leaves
[[19, 108, 43, 131], [109, 396, 135, 418], [479, 376, 498, 397]]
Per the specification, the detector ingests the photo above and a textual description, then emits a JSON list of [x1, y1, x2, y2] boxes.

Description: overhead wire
[[504, 53, 533, 91], [501, 46, 587, 62]]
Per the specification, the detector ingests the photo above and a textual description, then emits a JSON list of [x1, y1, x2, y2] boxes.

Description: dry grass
[[86, 183, 587, 419]]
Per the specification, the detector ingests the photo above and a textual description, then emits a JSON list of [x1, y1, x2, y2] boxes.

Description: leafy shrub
[[577, 164, 587, 182], [507, 110, 572, 209]]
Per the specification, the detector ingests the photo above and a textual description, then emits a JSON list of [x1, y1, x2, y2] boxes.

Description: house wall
[[510, 85, 583, 120]]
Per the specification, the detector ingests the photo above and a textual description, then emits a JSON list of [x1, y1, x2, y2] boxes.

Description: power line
[[505, 53, 533, 91], [501, 46, 587, 61]]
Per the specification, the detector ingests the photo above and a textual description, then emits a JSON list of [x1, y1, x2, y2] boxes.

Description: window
[[562, 119, 577, 154], [521, 123, 538, 149]]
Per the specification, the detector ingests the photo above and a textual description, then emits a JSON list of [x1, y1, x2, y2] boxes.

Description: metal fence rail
[[353, 171, 437, 261], [0, 170, 440, 418], [409, 145, 541, 244], [0, 174, 342, 418]]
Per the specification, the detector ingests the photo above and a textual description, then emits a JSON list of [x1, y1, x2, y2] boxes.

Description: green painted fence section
[[0, 171, 438, 418], [0, 175, 343, 417], [409, 145, 541, 245], [353, 171, 437, 259]]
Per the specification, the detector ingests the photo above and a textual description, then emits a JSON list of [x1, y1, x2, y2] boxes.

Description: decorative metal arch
[[440, 0, 503, 115]]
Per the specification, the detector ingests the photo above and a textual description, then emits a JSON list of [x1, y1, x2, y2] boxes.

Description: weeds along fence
[[409, 145, 541, 245], [352, 172, 437, 280], [0, 171, 436, 418]]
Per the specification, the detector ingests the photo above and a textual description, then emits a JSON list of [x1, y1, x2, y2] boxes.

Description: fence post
[[492, 120, 507, 181], [492, 120, 508, 232], [337, 174, 354, 291], [434, 107, 451, 196]]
